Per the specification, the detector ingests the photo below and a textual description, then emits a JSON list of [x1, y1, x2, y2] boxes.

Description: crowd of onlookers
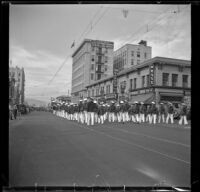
[[9, 104, 30, 120]]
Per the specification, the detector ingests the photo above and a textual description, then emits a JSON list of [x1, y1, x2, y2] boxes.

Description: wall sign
[[149, 65, 155, 86]]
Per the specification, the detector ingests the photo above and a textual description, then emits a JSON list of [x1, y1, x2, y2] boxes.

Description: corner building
[[71, 39, 114, 102], [86, 57, 191, 106]]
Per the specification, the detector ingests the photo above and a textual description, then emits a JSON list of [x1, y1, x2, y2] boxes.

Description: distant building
[[9, 66, 25, 105], [71, 39, 114, 102], [56, 95, 71, 103], [86, 57, 191, 105], [113, 40, 152, 72]]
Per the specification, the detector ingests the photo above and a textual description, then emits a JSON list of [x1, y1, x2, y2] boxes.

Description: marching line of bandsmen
[[51, 98, 190, 126]]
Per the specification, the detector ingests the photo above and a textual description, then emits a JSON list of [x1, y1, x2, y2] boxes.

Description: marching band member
[[179, 103, 188, 125]]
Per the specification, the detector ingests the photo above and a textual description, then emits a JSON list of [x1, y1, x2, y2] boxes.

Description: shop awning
[[129, 93, 155, 104]]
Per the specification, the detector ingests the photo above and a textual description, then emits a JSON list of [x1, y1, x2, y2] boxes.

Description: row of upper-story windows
[[162, 73, 189, 87], [130, 50, 147, 59], [87, 84, 112, 97]]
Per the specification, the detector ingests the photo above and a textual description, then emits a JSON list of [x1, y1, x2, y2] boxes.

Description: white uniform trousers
[[158, 114, 165, 123], [179, 115, 188, 125], [117, 113, 121, 122], [125, 112, 129, 121], [109, 112, 115, 122], [100, 115, 104, 124], [166, 113, 174, 124], [122, 112, 126, 122], [152, 114, 157, 124], [131, 115, 136, 122], [140, 113, 145, 123], [146, 114, 152, 124], [135, 114, 140, 123], [84, 111, 88, 124]]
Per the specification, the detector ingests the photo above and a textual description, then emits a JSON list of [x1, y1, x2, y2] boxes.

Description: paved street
[[9, 111, 190, 187]]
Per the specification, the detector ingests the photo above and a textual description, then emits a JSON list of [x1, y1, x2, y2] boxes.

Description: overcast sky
[[9, 4, 191, 103]]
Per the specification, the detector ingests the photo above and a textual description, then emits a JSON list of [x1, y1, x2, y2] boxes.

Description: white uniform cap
[[120, 101, 124, 103], [152, 102, 155, 104], [84, 98, 87, 101], [134, 101, 138, 104], [93, 100, 97, 103]]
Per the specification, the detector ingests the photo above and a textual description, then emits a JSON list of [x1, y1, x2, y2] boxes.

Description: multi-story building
[[86, 57, 191, 106], [9, 66, 25, 105], [71, 39, 114, 102], [113, 40, 152, 72]]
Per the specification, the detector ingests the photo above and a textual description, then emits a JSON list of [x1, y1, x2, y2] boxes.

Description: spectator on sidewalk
[[13, 104, 18, 120]]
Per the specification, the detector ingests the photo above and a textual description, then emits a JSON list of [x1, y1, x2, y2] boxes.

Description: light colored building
[[9, 66, 25, 105], [86, 57, 191, 106], [71, 39, 114, 102], [113, 40, 152, 72]]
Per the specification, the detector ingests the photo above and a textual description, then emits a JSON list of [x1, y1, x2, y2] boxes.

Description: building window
[[100, 87, 104, 95], [144, 52, 147, 59], [91, 64, 94, 70], [91, 55, 95, 62], [131, 51, 134, 57], [105, 56, 108, 63], [130, 79, 133, 90], [147, 75, 150, 87], [137, 60, 140, 65], [131, 59, 134, 65], [162, 73, 169, 86], [104, 65, 107, 72], [96, 88, 99, 96], [92, 89, 94, 97], [91, 73, 94, 80], [97, 73, 101, 80], [108, 85, 110, 94], [88, 90, 90, 97], [92, 46, 95, 52], [183, 75, 188, 88], [137, 51, 140, 57], [142, 75, 145, 88], [98, 56, 102, 63], [172, 74, 178, 87], [134, 78, 137, 89]]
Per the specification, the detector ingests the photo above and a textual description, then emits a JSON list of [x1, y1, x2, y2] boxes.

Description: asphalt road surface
[[9, 111, 190, 187]]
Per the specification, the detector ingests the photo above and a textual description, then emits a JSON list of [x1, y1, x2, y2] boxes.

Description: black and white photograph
[[8, 3, 191, 191]]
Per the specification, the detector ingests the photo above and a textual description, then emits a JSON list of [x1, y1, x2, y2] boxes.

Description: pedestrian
[[129, 104, 136, 123], [83, 98, 88, 124], [158, 102, 166, 123], [134, 101, 140, 123], [13, 104, 18, 120], [9, 104, 14, 120], [166, 102, 174, 124], [179, 103, 188, 125], [146, 104, 152, 123], [109, 101, 116, 123], [151, 102, 157, 124], [124, 101, 130, 122], [139, 102, 146, 123]]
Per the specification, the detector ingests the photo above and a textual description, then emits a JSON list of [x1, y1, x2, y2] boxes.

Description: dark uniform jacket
[[110, 104, 116, 113], [78, 102, 84, 112], [128, 106, 134, 115], [135, 104, 140, 114], [167, 105, 174, 114], [180, 105, 187, 116], [98, 105, 105, 115], [151, 105, 158, 114], [139, 105, 146, 114]]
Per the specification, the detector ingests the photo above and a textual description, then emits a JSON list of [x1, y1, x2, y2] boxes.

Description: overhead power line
[[47, 6, 110, 87], [75, 6, 104, 46]]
